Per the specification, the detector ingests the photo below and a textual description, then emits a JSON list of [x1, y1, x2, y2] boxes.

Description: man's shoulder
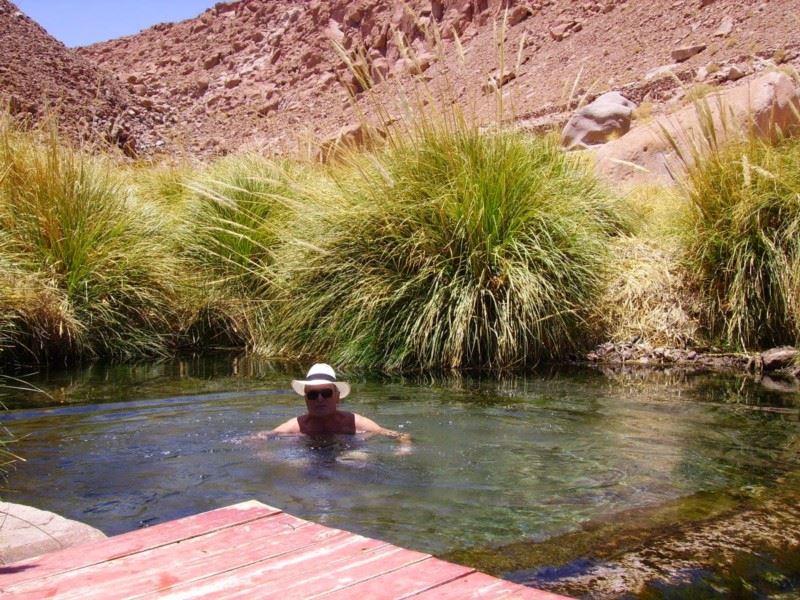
[[272, 416, 301, 434], [352, 412, 383, 433]]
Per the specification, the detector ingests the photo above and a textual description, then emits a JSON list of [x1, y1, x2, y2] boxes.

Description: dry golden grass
[[595, 185, 701, 348], [597, 236, 701, 348]]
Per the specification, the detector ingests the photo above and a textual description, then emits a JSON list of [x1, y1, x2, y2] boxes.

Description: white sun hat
[[291, 363, 351, 398]]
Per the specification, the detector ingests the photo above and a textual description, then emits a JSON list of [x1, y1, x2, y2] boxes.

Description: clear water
[[2, 356, 799, 564]]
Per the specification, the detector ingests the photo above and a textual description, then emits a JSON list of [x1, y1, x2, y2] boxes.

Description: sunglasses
[[305, 388, 334, 400]]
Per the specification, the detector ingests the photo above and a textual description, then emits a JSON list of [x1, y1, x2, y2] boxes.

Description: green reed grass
[[681, 134, 800, 349], [273, 124, 628, 372], [0, 118, 186, 362], [180, 154, 302, 351]]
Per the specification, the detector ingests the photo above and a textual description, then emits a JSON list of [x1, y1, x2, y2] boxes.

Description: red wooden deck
[[0, 500, 572, 599]]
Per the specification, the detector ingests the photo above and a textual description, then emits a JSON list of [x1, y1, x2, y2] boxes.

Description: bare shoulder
[[270, 417, 301, 435]]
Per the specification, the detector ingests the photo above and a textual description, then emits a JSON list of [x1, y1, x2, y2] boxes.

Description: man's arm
[[246, 417, 300, 442], [354, 414, 412, 444]]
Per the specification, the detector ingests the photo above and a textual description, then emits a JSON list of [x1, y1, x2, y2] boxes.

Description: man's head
[[302, 383, 339, 417], [291, 363, 350, 418]]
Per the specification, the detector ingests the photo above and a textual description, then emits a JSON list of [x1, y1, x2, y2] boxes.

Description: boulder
[[593, 72, 800, 186], [317, 122, 386, 162], [0, 502, 106, 564], [561, 91, 637, 149], [760, 346, 798, 372]]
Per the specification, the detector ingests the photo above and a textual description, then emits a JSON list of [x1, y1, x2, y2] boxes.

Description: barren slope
[[0, 0, 162, 154], [5, 0, 799, 158]]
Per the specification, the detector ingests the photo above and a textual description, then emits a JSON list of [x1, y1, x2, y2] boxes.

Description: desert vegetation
[[678, 129, 800, 350], [271, 121, 628, 371], [0, 95, 799, 373]]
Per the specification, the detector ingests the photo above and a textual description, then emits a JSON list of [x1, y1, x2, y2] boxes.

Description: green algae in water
[[443, 489, 745, 576], [444, 484, 800, 598]]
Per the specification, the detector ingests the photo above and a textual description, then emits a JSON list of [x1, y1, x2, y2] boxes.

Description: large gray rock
[[561, 91, 637, 150], [0, 502, 106, 564], [593, 72, 800, 186]]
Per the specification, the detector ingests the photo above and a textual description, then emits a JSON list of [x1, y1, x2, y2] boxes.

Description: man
[[270, 363, 411, 445]]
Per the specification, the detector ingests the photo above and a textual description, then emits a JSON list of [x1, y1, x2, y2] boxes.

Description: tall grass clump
[[273, 124, 628, 372], [680, 134, 800, 349], [0, 253, 78, 363], [0, 117, 186, 362], [180, 154, 302, 350]]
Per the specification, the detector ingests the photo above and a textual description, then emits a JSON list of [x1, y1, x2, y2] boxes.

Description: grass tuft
[[273, 125, 629, 372], [680, 134, 800, 349], [180, 154, 302, 351], [0, 116, 186, 362]]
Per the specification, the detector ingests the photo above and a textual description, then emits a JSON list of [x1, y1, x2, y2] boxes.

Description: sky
[[14, 0, 219, 47]]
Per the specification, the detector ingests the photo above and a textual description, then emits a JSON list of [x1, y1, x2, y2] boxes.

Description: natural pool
[[2, 356, 799, 597]]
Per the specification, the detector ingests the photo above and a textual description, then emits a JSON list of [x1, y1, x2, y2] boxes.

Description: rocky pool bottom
[[2, 356, 799, 598], [445, 476, 800, 598]]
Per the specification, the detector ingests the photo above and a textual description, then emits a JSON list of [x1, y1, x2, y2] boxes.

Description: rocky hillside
[[4, 0, 799, 158], [0, 0, 161, 155]]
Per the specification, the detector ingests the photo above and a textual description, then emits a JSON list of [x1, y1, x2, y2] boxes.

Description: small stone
[[257, 98, 280, 116], [645, 64, 679, 81], [760, 346, 798, 371], [507, 5, 531, 26], [203, 54, 221, 70], [671, 44, 706, 62], [549, 20, 581, 41], [717, 63, 746, 82], [713, 16, 734, 37], [482, 69, 516, 93]]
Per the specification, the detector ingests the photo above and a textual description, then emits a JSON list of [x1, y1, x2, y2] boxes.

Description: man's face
[[304, 384, 339, 418]]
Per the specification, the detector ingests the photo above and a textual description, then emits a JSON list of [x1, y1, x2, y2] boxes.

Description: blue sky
[[15, 0, 218, 47]]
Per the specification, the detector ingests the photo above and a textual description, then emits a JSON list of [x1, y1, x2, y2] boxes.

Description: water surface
[[2, 357, 799, 595]]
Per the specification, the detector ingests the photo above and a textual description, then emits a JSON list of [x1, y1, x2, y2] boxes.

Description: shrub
[[0, 253, 80, 363], [180, 154, 301, 351], [272, 125, 628, 372], [681, 134, 800, 349], [0, 118, 186, 362]]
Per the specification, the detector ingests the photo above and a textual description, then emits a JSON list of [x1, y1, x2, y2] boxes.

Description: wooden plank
[[314, 556, 475, 599], [153, 534, 396, 600], [255, 546, 430, 600], [248, 546, 428, 600], [2, 514, 340, 600], [0, 501, 281, 590], [411, 571, 573, 599], [1, 501, 575, 600]]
